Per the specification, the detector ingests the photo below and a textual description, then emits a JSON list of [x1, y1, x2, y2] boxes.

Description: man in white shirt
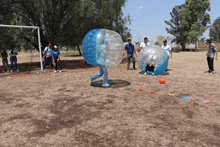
[[41, 43, 54, 72], [161, 39, 172, 71], [139, 37, 150, 51]]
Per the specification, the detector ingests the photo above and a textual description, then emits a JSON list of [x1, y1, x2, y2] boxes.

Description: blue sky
[[122, 0, 220, 42]]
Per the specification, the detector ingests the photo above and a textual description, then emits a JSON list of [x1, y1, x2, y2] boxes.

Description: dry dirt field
[[0, 51, 220, 147]]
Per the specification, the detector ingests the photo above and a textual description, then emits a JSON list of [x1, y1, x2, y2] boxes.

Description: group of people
[[89, 37, 218, 87], [125, 37, 172, 76], [41, 43, 61, 73], [0, 46, 19, 72]]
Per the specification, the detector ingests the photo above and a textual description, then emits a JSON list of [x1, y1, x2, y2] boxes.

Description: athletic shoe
[[2, 70, 5, 73], [210, 71, 214, 75], [10, 70, 13, 72], [127, 68, 129, 70], [89, 77, 92, 84], [59, 70, 61, 73], [102, 83, 110, 87], [152, 72, 154, 76], [40, 69, 44, 72], [205, 70, 211, 73], [144, 72, 147, 75], [17, 69, 19, 72], [54, 70, 57, 73]]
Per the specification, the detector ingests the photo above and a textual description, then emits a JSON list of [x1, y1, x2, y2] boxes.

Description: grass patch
[[204, 46, 208, 49], [36, 52, 80, 57]]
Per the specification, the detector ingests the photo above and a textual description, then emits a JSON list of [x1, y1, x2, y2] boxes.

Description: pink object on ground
[[203, 100, 209, 103]]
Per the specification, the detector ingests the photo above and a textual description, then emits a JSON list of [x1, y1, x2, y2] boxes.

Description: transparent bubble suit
[[138, 45, 169, 75], [82, 29, 124, 68]]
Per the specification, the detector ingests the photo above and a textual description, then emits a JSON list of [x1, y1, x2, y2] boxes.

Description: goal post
[[0, 24, 43, 71]]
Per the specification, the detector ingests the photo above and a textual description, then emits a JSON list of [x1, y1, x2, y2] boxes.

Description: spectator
[[9, 46, 19, 72], [0, 49, 9, 72], [124, 39, 137, 70], [41, 43, 54, 72]]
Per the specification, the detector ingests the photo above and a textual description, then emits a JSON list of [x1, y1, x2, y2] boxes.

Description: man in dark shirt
[[0, 49, 9, 72], [124, 39, 137, 70]]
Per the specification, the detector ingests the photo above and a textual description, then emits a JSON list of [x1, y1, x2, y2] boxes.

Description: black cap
[[163, 39, 167, 42], [144, 37, 148, 40], [206, 39, 211, 43]]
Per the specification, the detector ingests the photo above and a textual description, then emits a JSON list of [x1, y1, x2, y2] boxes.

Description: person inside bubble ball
[[89, 38, 111, 87]]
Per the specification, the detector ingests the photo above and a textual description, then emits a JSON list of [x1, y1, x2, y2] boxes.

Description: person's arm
[[139, 43, 143, 51]]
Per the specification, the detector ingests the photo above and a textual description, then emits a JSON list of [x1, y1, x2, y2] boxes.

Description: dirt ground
[[0, 51, 220, 147]]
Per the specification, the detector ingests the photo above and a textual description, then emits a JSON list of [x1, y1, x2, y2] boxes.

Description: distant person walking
[[205, 39, 218, 74], [139, 37, 150, 51], [161, 39, 172, 71], [124, 39, 137, 70], [0, 49, 9, 72], [52, 45, 61, 73], [9, 46, 19, 72], [41, 43, 54, 72]]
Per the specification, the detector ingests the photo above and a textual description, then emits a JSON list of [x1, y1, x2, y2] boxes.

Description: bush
[[154, 42, 162, 46], [172, 46, 182, 52]]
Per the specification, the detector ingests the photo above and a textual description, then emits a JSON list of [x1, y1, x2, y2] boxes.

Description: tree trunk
[[78, 47, 82, 56], [181, 43, 186, 51]]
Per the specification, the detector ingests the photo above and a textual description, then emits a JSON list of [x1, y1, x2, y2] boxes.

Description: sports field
[[0, 51, 220, 146]]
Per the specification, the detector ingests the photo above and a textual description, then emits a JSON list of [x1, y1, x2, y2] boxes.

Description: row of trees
[[164, 0, 220, 50], [0, 0, 132, 51]]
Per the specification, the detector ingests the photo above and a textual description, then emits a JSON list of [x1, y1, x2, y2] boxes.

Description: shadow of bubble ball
[[82, 29, 124, 68], [138, 45, 169, 75]]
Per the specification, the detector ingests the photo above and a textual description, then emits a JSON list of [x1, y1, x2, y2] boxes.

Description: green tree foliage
[[164, 4, 186, 50], [209, 17, 220, 42], [180, 0, 211, 50], [0, 0, 131, 51]]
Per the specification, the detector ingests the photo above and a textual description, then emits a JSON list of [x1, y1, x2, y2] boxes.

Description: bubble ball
[[82, 29, 124, 68], [138, 45, 169, 75]]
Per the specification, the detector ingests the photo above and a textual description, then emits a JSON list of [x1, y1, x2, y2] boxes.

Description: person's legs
[[210, 57, 214, 72], [49, 57, 54, 69], [5, 59, 9, 69], [207, 57, 211, 72], [166, 56, 170, 71], [102, 65, 109, 84], [127, 54, 131, 70], [54, 57, 58, 71], [10, 57, 13, 70], [14, 57, 18, 69], [43, 57, 49, 70], [90, 65, 103, 81], [132, 55, 136, 69], [2, 59, 6, 69]]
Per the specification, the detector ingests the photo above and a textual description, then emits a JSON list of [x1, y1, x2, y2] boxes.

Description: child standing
[[52, 45, 61, 73], [9, 46, 19, 72], [0, 49, 9, 72]]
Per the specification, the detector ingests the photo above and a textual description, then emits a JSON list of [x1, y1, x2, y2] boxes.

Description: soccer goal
[[0, 24, 43, 71]]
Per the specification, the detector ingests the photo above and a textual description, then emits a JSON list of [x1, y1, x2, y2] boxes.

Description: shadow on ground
[[91, 80, 130, 88]]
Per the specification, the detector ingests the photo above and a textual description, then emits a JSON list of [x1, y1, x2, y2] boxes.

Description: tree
[[200, 37, 205, 42], [0, 0, 131, 52], [209, 17, 220, 42], [180, 0, 211, 51], [165, 4, 187, 50]]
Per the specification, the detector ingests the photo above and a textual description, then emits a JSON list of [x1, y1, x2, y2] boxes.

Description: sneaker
[[59, 70, 62, 73], [17, 69, 19, 72], [54, 70, 57, 73], [152, 72, 154, 76], [2, 70, 5, 73], [210, 71, 214, 75], [10, 70, 13, 72], [89, 77, 92, 84], [40, 69, 44, 73], [127, 68, 129, 70], [102, 83, 110, 87], [144, 72, 147, 75], [205, 70, 211, 73]]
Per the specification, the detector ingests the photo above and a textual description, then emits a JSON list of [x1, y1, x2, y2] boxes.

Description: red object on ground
[[19, 75, 22, 77], [47, 73, 50, 75], [160, 78, 165, 84], [66, 76, 68, 77], [79, 78, 82, 80], [27, 74, 30, 76], [151, 91, 156, 94], [43, 72, 46, 74], [139, 89, 144, 92], [86, 80, 89, 82]]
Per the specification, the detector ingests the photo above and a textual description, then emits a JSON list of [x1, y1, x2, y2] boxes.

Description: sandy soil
[[0, 51, 220, 147]]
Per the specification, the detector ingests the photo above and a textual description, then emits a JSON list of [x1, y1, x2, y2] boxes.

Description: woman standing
[[0, 49, 9, 72], [9, 46, 19, 72]]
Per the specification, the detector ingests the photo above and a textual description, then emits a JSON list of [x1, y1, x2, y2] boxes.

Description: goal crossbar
[[0, 24, 43, 71]]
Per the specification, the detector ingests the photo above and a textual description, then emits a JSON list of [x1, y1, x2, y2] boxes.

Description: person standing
[[139, 37, 150, 51], [89, 39, 111, 87], [205, 39, 218, 74], [9, 46, 19, 72], [0, 49, 9, 72], [124, 39, 137, 70], [161, 39, 172, 71], [52, 45, 61, 73], [41, 43, 54, 72]]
